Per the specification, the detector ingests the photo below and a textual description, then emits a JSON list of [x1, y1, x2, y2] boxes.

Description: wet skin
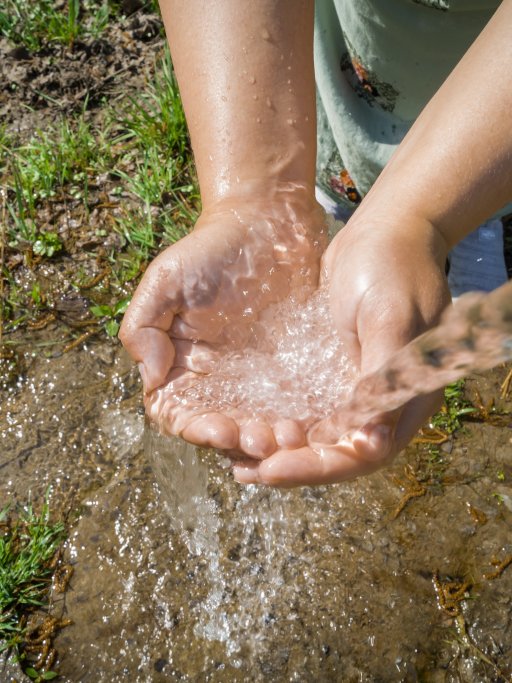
[[121, 0, 512, 486]]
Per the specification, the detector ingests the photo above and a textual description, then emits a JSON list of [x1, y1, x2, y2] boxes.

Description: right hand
[[233, 213, 452, 486], [119, 189, 327, 459]]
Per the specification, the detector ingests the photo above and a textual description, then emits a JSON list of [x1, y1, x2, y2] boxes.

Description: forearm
[[160, 0, 316, 210], [356, 0, 512, 249]]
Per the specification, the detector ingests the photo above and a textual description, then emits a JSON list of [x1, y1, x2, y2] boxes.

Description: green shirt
[[314, 0, 505, 214]]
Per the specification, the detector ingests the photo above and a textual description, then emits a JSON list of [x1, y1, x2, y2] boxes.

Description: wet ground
[[2, 334, 512, 682], [2, 5, 512, 681]]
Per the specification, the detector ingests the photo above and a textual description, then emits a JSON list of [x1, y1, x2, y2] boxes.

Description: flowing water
[[143, 279, 512, 680], [314, 281, 512, 444], [2, 282, 512, 680], [173, 287, 356, 427]]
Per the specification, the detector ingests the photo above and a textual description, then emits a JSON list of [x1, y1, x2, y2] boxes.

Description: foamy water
[[176, 288, 356, 427]]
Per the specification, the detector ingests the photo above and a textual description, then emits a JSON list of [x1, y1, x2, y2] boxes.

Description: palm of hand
[[233, 220, 451, 486], [120, 203, 326, 457]]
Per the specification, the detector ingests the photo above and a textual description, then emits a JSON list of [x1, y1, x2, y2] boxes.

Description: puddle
[[1, 341, 512, 681]]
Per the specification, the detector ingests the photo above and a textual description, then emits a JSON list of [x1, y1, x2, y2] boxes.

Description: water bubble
[[163, 288, 356, 427]]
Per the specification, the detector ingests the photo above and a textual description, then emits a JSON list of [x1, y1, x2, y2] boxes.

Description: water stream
[[3, 274, 512, 679], [314, 280, 512, 444], [144, 279, 512, 676], [147, 428, 293, 665]]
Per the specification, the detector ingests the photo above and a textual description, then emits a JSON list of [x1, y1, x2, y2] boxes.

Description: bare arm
[[120, 1, 324, 457], [234, 0, 512, 486], [356, 0, 512, 248], [161, 0, 317, 208]]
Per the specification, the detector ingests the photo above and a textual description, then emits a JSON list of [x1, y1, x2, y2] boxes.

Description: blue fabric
[[448, 220, 508, 297], [315, 189, 509, 298]]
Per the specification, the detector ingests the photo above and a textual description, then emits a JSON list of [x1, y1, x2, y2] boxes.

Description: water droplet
[[252, 94, 258, 100], [266, 98, 272, 108], [256, 117, 261, 123], [248, 76, 256, 85], [261, 28, 270, 40], [286, 119, 294, 126]]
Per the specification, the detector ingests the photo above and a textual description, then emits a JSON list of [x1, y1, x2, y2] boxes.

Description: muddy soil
[[2, 335, 512, 682], [2, 5, 512, 682], [0, 9, 163, 139]]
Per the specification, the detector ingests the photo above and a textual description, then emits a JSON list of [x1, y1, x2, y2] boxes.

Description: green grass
[[2, 46, 197, 252], [2, 114, 113, 248], [110, 47, 199, 258], [90, 296, 130, 336], [8, 118, 109, 204], [431, 380, 475, 435], [0, 0, 111, 51], [0, 493, 66, 683], [113, 48, 190, 161], [414, 380, 476, 482], [1, 42, 199, 335]]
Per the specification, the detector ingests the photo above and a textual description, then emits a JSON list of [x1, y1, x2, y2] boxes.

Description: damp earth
[[2, 3, 512, 680], [2, 331, 512, 682]]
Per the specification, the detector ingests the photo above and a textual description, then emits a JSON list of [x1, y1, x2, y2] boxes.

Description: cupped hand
[[119, 189, 327, 457], [233, 215, 452, 486]]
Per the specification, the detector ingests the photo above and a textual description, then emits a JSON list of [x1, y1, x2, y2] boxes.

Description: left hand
[[233, 214, 452, 486], [120, 193, 326, 458]]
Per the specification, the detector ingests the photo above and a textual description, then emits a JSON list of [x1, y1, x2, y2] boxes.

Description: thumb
[[121, 324, 175, 393], [119, 260, 180, 393], [347, 303, 421, 458], [310, 304, 413, 458]]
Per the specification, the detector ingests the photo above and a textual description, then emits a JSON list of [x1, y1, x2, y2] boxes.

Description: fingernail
[[353, 424, 393, 461], [369, 424, 392, 452], [232, 465, 259, 484]]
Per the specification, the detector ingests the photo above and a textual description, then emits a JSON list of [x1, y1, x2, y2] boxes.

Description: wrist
[[200, 180, 326, 237], [345, 202, 450, 269]]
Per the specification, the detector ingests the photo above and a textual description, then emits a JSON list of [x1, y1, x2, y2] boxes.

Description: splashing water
[[147, 428, 293, 661], [176, 287, 356, 427], [311, 280, 512, 444], [147, 279, 512, 660]]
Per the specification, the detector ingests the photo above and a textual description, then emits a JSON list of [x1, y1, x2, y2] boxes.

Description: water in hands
[[152, 287, 357, 431]]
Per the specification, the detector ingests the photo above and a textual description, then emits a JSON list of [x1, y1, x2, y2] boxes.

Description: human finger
[[180, 412, 239, 450], [233, 441, 389, 487], [120, 256, 183, 392]]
